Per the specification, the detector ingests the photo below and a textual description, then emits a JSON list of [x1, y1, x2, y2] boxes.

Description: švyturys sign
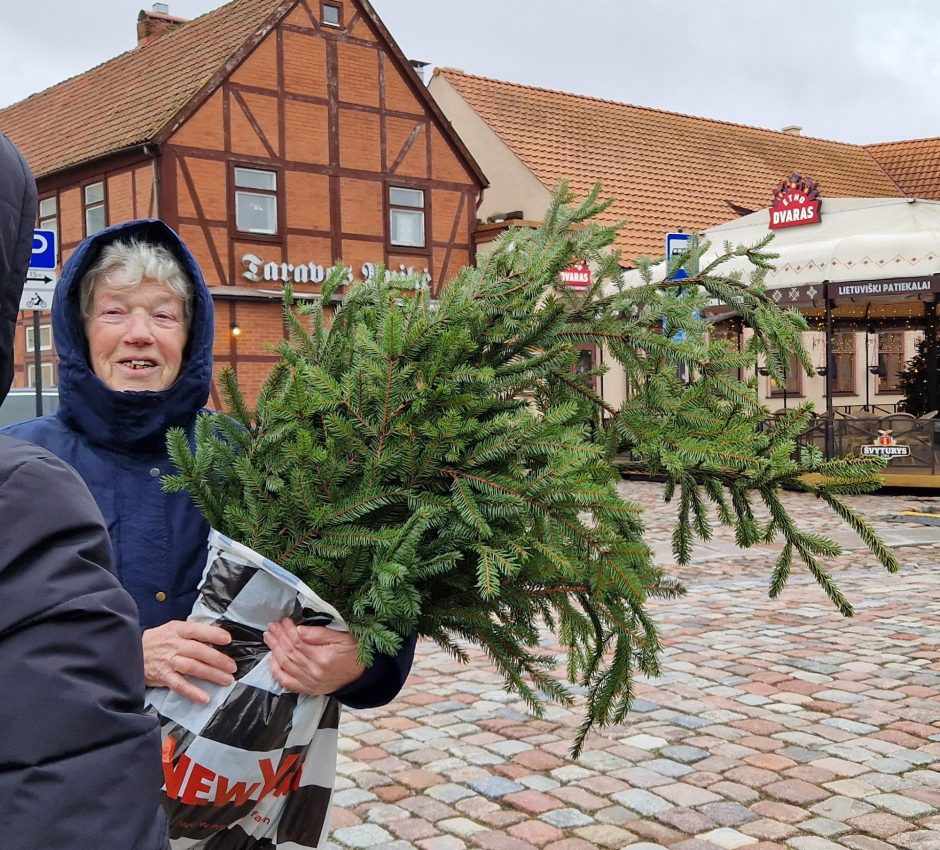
[[769, 173, 821, 230]]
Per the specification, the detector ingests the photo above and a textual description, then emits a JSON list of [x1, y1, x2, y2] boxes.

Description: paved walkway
[[324, 484, 940, 850]]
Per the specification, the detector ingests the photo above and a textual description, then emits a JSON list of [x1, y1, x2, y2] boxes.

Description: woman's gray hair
[[79, 239, 193, 326]]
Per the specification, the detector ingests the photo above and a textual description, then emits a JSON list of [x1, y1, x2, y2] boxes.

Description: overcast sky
[[1, 0, 938, 145]]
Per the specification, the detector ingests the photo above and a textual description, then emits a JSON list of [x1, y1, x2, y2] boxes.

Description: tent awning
[[623, 198, 940, 298]]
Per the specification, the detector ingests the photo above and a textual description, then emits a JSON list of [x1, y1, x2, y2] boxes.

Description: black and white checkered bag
[[146, 529, 344, 849]]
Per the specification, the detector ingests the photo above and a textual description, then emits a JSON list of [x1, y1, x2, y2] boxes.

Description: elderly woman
[[4, 219, 414, 708]]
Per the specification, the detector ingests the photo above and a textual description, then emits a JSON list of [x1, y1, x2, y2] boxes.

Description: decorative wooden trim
[[161, 149, 178, 230], [161, 144, 473, 193], [388, 122, 423, 175], [232, 89, 278, 160], [282, 90, 331, 108], [179, 155, 227, 283], [35, 153, 145, 198], [438, 191, 466, 292], [347, 1, 487, 189], [327, 38, 342, 260], [297, 0, 321, 30], [277, 27, 286, 161], [154, 0, 297, 144], [378, 51, 387, 174], [229, 82, 281, 99]]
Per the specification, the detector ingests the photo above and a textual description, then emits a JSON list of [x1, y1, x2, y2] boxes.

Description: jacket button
[[155, 591, 167, 602], [150, 467, 161, 477]]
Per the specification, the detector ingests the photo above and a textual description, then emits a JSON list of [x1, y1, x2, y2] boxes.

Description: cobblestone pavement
[[325, 484, 940, 850]]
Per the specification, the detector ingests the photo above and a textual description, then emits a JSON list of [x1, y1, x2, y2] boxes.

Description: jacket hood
[[0, 135, 38, 405], [54, 219, 214, 454]]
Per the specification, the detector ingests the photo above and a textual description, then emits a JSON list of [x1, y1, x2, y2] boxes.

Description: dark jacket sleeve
[[331, 632, 417, 710], [0, 437, 168, 850]]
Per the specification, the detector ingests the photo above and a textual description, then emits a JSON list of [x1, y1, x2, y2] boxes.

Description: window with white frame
[[27, 362, 55, 388], [25, 324, 52, 353], [38, 196, 58, 259], [389, 187, 425, 248], [235, 167, 278, 235], [84, 182, 106, 235]]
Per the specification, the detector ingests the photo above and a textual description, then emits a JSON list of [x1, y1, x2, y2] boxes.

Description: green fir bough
[[164, 184, 898, 755]]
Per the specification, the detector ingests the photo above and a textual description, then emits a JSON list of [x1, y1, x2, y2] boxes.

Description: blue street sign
[[666, 232, 691, 280], [32, 229, 57, 270]]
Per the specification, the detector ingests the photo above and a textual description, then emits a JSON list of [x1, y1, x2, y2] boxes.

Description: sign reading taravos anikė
[[769, 173, 821, 230]]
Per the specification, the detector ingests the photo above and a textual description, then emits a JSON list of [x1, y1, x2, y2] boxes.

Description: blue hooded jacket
[[4, 219, 214, 629], [4, 218, 414, 708]]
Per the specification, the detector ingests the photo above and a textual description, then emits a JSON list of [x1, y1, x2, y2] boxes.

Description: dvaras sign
[[559, 261, 591, 290], [242, 254, 432, 289], [769, 173, 821, 230]]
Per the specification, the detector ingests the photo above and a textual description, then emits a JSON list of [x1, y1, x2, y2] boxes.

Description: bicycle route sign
[[20, 229, 58, 311]]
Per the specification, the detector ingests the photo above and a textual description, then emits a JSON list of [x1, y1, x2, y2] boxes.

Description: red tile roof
[[437, 70, 906, 259], [0, 0, 289, 178], [866, 137, 940, 199]]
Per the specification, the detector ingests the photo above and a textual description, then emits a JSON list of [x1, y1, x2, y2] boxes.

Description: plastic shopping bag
[[146, 529, 344, 849]]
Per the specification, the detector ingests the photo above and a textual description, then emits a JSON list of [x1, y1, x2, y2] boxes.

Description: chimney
[[781, 125, 803, 136], [410, 60, 430, 84], [137, 4, 188, 47]]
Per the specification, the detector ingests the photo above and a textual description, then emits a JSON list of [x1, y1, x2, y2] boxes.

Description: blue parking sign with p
[[32, 229, 57, 269]]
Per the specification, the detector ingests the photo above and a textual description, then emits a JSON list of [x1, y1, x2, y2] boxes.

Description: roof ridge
[[436, 68, 862, 149], [866, 135, 940, 149]]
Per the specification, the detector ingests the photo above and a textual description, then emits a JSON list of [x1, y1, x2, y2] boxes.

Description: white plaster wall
[[428, 74, 552, 223]]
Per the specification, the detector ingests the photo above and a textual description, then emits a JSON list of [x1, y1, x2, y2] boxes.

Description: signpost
[[665, 232, 691, 281], [22, 229, 58, 416]]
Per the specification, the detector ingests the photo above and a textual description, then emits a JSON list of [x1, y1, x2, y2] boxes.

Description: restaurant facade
[[0, 0, 485, 406], [426, 70, 940, 481]]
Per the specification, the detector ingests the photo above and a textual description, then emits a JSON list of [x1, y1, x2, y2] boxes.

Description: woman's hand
[[142, 621, 236, 704], [263, 619, 365, 696]]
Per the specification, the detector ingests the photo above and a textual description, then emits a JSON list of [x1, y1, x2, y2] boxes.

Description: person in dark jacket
[[3, 218, 415, 709], [0, 138, 169, 848]]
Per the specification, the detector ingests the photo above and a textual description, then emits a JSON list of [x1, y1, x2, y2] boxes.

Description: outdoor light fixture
[[231, 323, 241, 337], [758, 366, 770, 376], [816, 366, 828, 376]]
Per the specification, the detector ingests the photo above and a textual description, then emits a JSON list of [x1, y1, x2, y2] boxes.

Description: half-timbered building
[[0, 0, 485, 406]]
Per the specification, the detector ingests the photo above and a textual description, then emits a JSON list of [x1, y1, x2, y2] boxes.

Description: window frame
[[38, 195, 59, 263], [830, 330, 857, 395], [25, 324, 52, 354], [27, 362, 55, 389], [876, 331, 904, 394], [233, 165, 281, 240], [83, 180, 107, 237], [321, 1, 342, 27], [767, 350, 802, 398], [387, 185, 427, 251], [709, 321, 742, 382]]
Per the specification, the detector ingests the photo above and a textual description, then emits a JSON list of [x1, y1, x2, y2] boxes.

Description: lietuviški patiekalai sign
[[769, 173, 821, 230]]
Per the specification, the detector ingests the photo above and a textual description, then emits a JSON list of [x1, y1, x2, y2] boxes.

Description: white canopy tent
[[624, 197, 940, 288], [619, 198, 940, 462]]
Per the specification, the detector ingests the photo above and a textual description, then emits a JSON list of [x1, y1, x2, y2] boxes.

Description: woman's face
[[85, 277, 188, 392]]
